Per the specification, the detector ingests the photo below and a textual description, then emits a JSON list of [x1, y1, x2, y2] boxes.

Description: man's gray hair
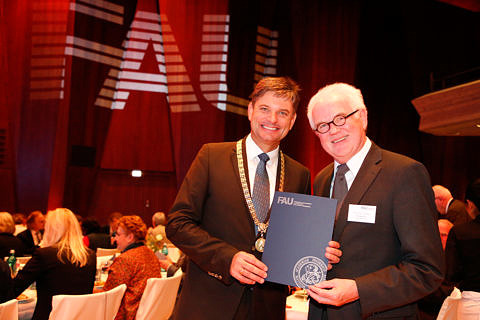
[[307, 83, 366, 129]]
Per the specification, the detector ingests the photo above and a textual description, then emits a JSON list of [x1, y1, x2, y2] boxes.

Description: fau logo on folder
[[262, 192, 336, 289]]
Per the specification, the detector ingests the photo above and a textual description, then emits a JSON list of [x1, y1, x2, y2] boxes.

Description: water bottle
[[6, 249, 16, 277], [161, 243, 169, 256], [160, 244, 168, 272]]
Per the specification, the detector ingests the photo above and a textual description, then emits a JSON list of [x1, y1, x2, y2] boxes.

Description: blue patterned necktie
[[333, 163, 349, 219], [252, 153, 270, 223]]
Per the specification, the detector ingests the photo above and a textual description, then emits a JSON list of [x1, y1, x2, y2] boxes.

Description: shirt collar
[[445, 198, 454, 213], [122, 241, 144, 253], [334, 137, 372, 176], [246, 134, 279, 165]]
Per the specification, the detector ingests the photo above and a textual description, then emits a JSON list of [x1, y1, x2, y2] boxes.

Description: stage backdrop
[[1, 0, 478, 223]]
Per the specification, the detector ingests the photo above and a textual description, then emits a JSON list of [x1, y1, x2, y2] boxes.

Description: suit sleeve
[[16, 231, 35, 255], [166, 145, 239, 285], [302, 169, 312, 195], [444, 228, 461, 284], [13, 250, 45, 296], [0, 261, 14, 303], [354, 161, 445, 316]]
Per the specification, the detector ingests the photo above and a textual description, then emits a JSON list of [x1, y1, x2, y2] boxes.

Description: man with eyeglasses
[[305, 83, 444, 319], [166, 77, 342, 320]]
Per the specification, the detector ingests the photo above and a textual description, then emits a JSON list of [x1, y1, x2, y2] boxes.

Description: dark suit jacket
[[166, 141, 311, 320], [0, 233, 25, 259], [442, 199, 471, 225], [16, 229, 41, 255], [308, 143, 444, 320], [445, 214, 480, 292], [0, 260, 13, 303], [14, 246, 96, 320], [86, 232, 113, 251]]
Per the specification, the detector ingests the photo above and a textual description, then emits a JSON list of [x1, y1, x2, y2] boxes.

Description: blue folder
[[262, 192, 336, 288]]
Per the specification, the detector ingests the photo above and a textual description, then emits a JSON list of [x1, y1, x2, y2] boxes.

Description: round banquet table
[[18, 288, 36, 320]]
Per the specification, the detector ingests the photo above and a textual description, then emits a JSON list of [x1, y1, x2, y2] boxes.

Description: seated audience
[[14, 208, 96, 320], [0, 259, 14, 303], [438, 219, 454, 250], [0, 211, 25, 259], [16, 210, 45, 255], [158, 253, 186, 277], [103, 211, 123, 235], [445, 178, 480, 318], [81, 218, 112, 251], [433, 185, 471, 225], [418, 219, 455, 319], [146, 211, 171, 252], [102, 211, 123, 248], [13, 212, 27, 235], [103, 215, 161, 320], [75, 214, 83, 225]]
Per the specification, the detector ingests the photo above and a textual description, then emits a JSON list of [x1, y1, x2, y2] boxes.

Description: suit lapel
[[333, 143, 383, 240], [317, 163, 334, 197], [230, 137, 256, 237], [231, 136, 253, 186]]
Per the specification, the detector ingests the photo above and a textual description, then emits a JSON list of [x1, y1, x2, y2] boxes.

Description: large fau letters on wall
[[5, 0, 294, 214], [63, 0, 281, 214], [3, 0, 363, 214], [64, 0, 280, 174]]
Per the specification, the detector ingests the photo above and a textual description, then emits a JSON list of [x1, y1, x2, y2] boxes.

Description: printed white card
[[347, 204, 376, 224]]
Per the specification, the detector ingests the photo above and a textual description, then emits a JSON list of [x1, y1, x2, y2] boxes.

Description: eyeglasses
[[314, 109, 359, 134], [114, 231, 127, 238]]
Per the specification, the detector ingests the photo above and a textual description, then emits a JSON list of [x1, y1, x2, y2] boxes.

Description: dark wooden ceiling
[[436, 0, 480, 12]]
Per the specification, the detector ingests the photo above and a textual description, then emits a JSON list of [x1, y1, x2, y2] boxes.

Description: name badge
[[347, 204, 376, 224]]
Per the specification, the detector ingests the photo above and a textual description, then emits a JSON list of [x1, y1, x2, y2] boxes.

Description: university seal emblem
[[293, 256, 327, 289]]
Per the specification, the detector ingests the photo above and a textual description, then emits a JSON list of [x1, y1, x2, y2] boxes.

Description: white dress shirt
[[330, 138, 372, 197], [245, 134, 279, 208]]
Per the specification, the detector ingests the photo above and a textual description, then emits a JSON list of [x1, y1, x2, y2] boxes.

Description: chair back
[[0, 299, 18, 319], [135, 271, 183, 320], [49, 284, 127, 320], [96, 248, 119, 257], [105, 284, 127, 319]]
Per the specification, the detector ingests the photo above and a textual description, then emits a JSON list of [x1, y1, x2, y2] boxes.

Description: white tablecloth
[[18, 289, 36, 320], [286, 292, 309, 320]]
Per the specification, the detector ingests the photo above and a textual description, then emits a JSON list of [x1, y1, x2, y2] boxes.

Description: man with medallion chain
[[166, 77, 341, 320]]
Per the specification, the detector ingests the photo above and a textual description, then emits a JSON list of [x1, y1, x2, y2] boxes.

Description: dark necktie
[[333, 164, 349, 219], [252, 153, 270, 223], [34, 231, 42, 245]]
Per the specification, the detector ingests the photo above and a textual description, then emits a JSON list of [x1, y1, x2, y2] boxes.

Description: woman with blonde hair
[[14, 208, 96, 320]]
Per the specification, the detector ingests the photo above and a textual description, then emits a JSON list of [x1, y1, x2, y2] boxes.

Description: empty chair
[[97, 248, 119, 257], [135, 271, 183, 320], [48, 284, 126, 320], [0, 299, 18, 319]]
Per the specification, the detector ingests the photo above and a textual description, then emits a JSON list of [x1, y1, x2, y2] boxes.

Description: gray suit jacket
[[308, 143, 444, 319], [167, 140, 311, 320]]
